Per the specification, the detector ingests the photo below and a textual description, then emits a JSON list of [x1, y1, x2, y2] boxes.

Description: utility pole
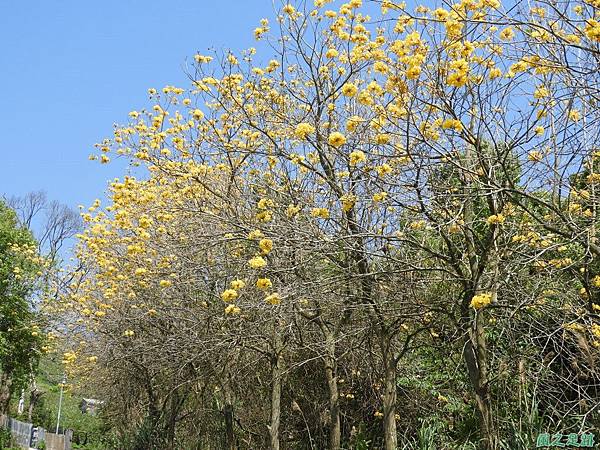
[[56, 373, 66, 434]]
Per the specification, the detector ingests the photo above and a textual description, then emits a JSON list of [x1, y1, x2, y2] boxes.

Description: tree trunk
[[474, 386, 495, 450], [464, 313, 497, 450], [223, 382, 236, 450], [144, 381, 161, 450], [28, 388, 42, 422], [164, 390, 179, 450], [382, 356, 398, 450], [323, 329, 341, 450], [269, 333, 284, 450], [0, 372, 13, 415]]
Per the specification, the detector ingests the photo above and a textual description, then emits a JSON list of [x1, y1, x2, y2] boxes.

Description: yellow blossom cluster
[[470, 293, 493, 309]]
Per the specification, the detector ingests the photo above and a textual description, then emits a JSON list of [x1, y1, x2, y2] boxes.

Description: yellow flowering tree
[[60, 0, 600, 449]]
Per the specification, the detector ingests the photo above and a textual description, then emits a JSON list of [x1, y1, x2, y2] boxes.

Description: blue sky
[[0, 0, 275, 210]]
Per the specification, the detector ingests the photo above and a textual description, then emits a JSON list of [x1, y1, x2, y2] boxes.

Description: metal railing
[[0, 414, 72, 450]]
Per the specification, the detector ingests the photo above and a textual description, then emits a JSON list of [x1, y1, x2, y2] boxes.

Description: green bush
[[0, 427, 12, 449]]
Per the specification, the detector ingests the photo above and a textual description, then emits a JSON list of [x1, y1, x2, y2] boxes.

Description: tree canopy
[[49, 0, 600, 449], [0, 200, 45, 413]]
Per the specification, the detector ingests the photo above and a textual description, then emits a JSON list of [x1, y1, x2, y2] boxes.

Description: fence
[[0, 414, 72, 450]]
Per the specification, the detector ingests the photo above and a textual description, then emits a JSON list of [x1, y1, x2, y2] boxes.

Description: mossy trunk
[[323, 330, 341, 450], [269, 332, 284, 450], [382, 356, 397, 450]]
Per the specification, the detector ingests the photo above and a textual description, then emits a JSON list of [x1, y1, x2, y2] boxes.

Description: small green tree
[[0, 200, 44, 414]]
